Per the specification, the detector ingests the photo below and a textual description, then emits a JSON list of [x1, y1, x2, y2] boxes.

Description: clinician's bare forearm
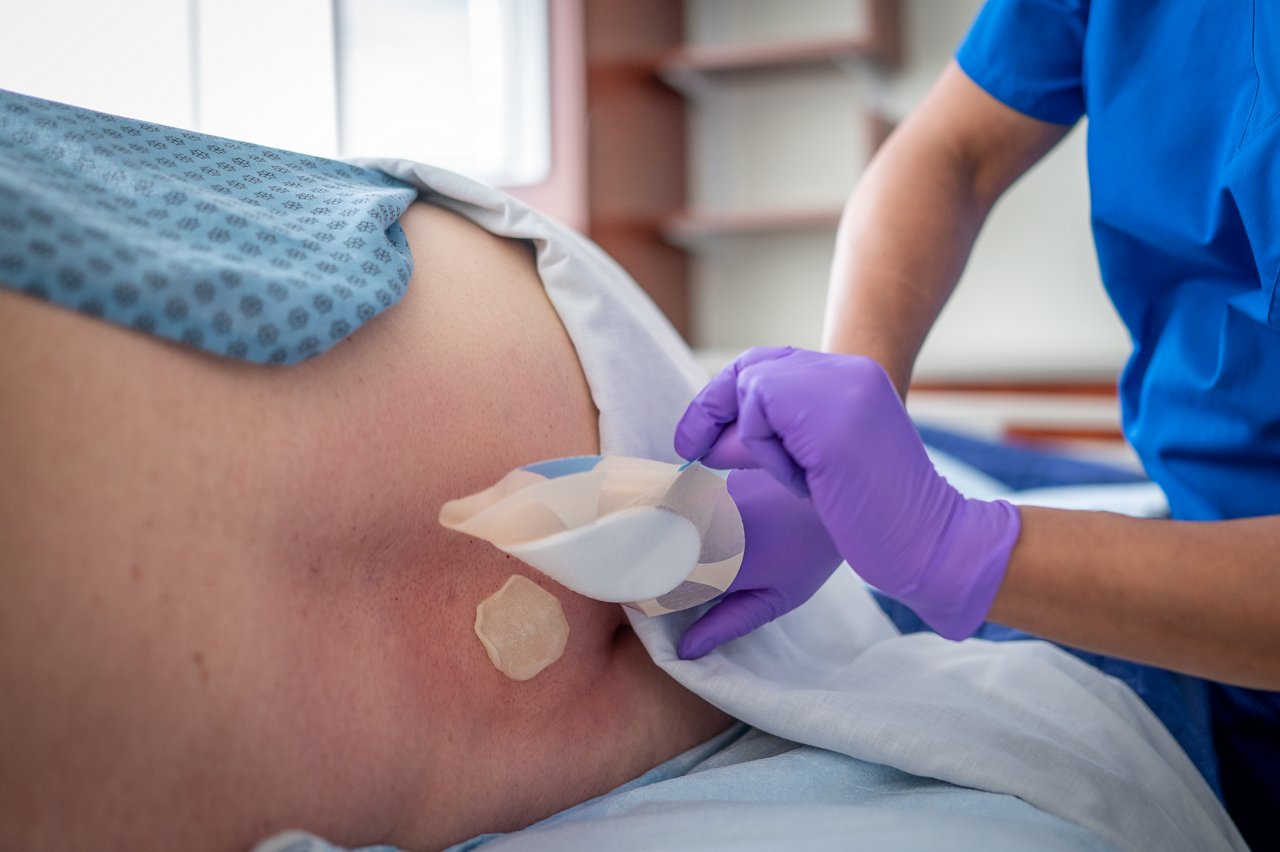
[[992, 507, 1280, 689], [823, 63, 1070, 393]]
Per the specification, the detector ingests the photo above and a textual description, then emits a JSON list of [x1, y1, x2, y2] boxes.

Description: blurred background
[[0, 0, 1133, 461]]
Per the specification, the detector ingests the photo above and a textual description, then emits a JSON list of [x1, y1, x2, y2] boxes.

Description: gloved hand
[[678, 466, 843, 660], [674, 346, 1020, 645]]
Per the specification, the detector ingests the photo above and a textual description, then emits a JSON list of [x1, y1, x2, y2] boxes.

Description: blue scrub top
[[957, 2, 1279, 846], [959, 0, 1280, 525]]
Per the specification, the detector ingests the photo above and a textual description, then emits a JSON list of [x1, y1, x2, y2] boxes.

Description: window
[[0, 0, 550, 186]]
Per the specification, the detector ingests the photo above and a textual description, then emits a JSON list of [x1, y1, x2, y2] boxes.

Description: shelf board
[[910, 379, 1119, 397], [662, 206, 844, 243], [660, 36, 885, 77], [657, 35, 893, 96]]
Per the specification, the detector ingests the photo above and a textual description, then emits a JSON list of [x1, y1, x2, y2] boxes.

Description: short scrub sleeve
[[956, 0, 1089, 126]]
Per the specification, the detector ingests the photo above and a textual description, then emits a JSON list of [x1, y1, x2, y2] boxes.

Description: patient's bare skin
[[0, 202, 731, 851]]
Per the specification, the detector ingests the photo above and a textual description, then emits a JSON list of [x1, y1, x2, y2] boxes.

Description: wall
[[688, 0, 1130, 382]]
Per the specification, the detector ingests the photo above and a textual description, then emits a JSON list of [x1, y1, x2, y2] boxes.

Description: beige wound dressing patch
[[474, 575, 569, 681]]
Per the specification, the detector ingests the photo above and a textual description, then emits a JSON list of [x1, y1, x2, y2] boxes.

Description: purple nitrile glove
[[678, 467, 843, 660], [675, 346, 1021, 642]]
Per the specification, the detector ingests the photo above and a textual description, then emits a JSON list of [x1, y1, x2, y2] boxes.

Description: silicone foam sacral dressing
[[440, 456, 745, 616], [474, 575, 569, 681]]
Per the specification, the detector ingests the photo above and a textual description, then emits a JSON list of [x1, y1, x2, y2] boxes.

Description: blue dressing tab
[[520, 455, 603, 479]]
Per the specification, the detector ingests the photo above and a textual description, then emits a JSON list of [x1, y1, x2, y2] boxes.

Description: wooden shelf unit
[[660, 0, 902, 77], [660, 112, 895, 243], [576, 0, 902, 338], [906, 377, 1131, 460], [581, 0, 689, 335]]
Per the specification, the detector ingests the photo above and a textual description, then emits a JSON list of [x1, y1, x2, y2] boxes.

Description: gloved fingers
[[735, 369, 810, 497], [674, 346, 794, 462], [676, 588, 787, 660], [695, 421, 756, 470], [673, 371, 741, 462]]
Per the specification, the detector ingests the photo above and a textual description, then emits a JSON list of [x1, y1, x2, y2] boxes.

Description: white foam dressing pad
[[440, 455, 744, 615]]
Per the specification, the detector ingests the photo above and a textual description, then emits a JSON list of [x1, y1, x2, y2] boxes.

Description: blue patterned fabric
[[0, 88, 417, 364]]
